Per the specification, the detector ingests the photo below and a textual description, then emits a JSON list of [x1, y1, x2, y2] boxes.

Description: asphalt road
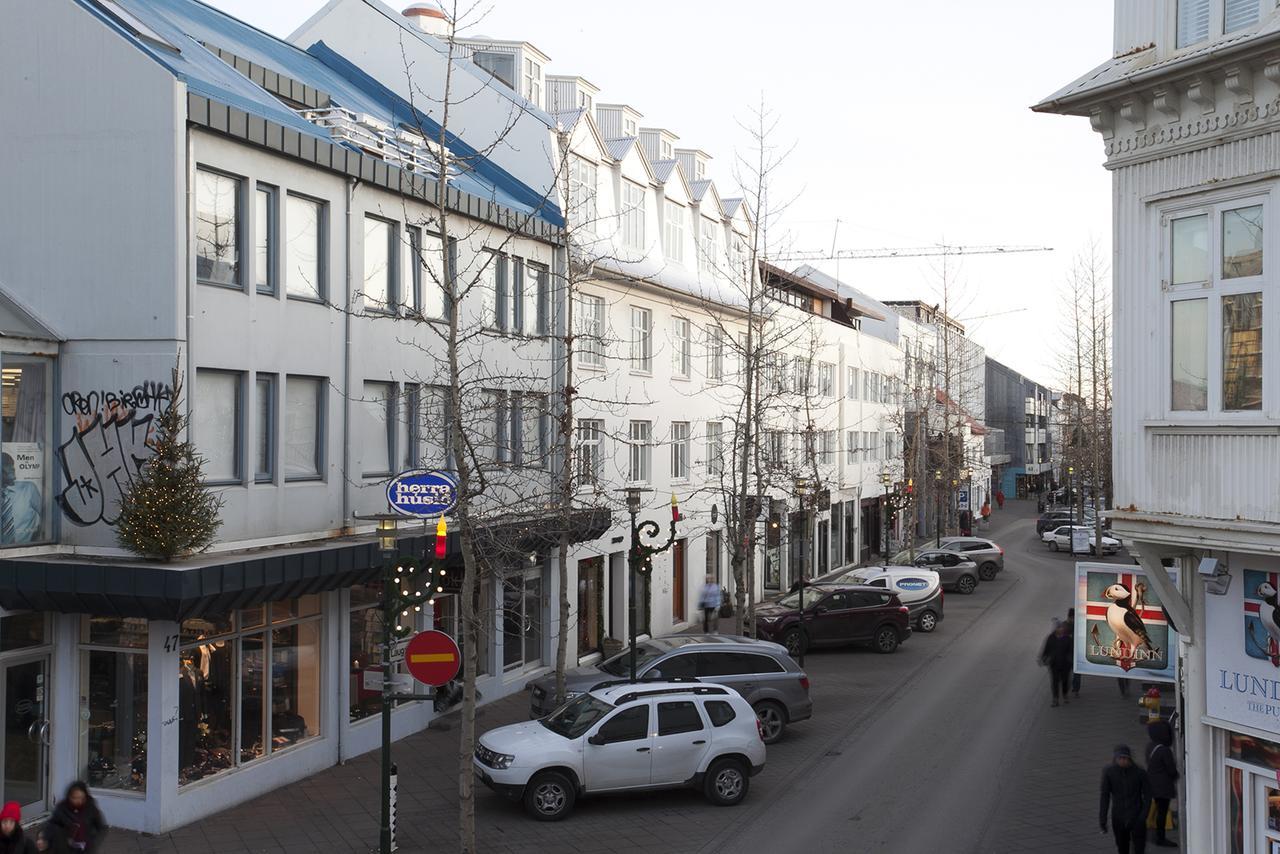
[[704, 507, 1124, 854]]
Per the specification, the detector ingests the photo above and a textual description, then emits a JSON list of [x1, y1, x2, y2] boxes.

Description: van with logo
[[809, 566, 944, 633]]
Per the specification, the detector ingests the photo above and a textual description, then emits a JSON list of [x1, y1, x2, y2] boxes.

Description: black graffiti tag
[[60, 381, 172, 419], [56, 410, 156, 527]]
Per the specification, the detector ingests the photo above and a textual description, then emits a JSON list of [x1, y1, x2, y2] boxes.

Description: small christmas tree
[[116, 367, 223, 561]]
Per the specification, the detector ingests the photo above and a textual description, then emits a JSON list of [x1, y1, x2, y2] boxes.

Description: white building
[[1037, 2, 1280, 851]]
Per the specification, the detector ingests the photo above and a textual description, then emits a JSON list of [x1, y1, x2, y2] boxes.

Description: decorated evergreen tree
[[116, 367, 223, 561]]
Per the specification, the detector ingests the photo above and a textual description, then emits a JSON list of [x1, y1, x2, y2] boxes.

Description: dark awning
[[0, 507, 612, 620]]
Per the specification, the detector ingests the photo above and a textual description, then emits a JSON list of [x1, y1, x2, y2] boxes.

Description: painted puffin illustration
[[1103, 583, 1158, 655], [1256, 582, 1280, 645]]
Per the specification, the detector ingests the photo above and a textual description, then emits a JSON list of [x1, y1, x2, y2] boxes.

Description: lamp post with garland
[[621, 488, 680, 682]]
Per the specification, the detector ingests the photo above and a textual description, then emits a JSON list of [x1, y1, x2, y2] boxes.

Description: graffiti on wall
[[57, 382, 172, 527]]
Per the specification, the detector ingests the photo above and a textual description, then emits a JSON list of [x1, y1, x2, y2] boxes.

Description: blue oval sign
[[896, 578, 930, 591], [387, 470, 459, 518]]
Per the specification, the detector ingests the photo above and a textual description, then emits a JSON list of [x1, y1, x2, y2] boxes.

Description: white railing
[[298, 106, 462, 179]]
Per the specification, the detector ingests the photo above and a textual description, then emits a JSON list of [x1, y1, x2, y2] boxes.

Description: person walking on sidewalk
[[699, 575, 722, 633], [1101, 745, 1152, 854], [1145, 720, 1180, 847], [46, 782, 106, 854], [995, 489, 1005, 510], [0, 801, 37, 854], [1040, 620, 1074, 706]]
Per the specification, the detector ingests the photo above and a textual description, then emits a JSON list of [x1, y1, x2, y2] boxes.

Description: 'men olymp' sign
[[386, 470, 459, 518]]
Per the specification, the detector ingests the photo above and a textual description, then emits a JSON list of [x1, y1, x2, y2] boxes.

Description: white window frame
[[631, 306, 653, 373], [817, 362, 835, 397], [707, 325, 725, 381], [670, 421, 690, 481], [672, 317, 692, 378], [622, 181, 646, 250], [569, 156, 598, 232], [629, 420, 652, 484], [663, 200, 686, 265], [577, 418, 603, 485], [706, 421, 723, 477], [578, 293, 606, 367]]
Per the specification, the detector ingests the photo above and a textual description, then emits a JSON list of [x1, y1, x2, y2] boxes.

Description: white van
[[815, 566, 945, 633]]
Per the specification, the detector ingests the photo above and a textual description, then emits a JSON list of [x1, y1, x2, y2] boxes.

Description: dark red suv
[[754, 583, 912, 656]]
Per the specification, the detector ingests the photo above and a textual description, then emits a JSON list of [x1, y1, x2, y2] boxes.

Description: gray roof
[[722, 197, 745, 217], [605, 136, 638, 160], [690, 179, 713, 202], [650, 158, 678, 183]]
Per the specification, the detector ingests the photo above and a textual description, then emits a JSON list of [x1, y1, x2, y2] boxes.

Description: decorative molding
[[1186, 74, 1216, 114], [1089, 105, 1115, 140], [1224, 64, 1254, 105], [1153, 86, 1182, 121], [1102, 93, 1276, 161], [1120, 98, 1146, 130], [1264, 57, 1280, 85]]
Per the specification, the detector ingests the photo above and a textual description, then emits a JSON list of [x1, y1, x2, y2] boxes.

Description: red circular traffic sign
[[404, 630, 461, 687]]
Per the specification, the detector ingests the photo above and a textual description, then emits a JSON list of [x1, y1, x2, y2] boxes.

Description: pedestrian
[[1040, 619, 1074, 706], [0, 802, 36, 854], [1064, 608, 1082, 698], [30, 828, 50, 854], [959, 509, 972, 537], [996, 489, 1005, 510], [1101, 744, 1152, 854], [980, 501, 991, 524], [1145, 720, 1180, 847], [699, 575, 722, 633], [46, 782, 106, 854]]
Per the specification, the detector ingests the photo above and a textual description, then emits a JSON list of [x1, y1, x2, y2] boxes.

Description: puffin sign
[[1073, 562, 1178, 683], [386, 470, 458, 518]]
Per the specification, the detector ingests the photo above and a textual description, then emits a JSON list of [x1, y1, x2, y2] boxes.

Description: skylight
[[95, 0, 180, 53]]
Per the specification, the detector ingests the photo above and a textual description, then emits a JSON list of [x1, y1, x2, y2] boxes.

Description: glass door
[[1255, 775, 1280, 853], [3, 655, 49, 815]]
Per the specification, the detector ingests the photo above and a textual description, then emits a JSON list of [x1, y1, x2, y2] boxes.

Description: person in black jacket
[[46, 782, 106, 854], [0, 801, 37, 854], [1101, 744, 1152, 854], [1040, 620, 1074, 706], [1145, 720, 1180, 847]]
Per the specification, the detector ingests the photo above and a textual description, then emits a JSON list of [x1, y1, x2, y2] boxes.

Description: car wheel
[[979, 562, 998, 581], [874, 625, 900, 653], [523, 770, 577, 822], [782, 628, 808, 657], [917, 610, 938, 633], [957, 575, 977, 595], [753, 701, 787, 745], [704, 757, 750, 806]]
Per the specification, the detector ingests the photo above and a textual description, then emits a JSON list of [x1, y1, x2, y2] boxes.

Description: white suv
[[474, 681, 766, 821]]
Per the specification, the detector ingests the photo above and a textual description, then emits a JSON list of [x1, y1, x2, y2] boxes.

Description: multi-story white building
[[1038, 2, 1280, 850]]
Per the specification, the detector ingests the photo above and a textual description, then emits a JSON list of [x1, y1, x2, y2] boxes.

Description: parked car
[[1036, 510, 1107, 535], [1041, 525, 1123, 555], [938, 536, 1005, 581], [911, 549, 982, 594], [476, 681, 766, 820], [528, 635, 811, 745], [754, 583, 911, 655], [812, 565, 944, 633]]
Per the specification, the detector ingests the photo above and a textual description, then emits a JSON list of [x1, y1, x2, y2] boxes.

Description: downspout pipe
[[343, 177, 358, 530]]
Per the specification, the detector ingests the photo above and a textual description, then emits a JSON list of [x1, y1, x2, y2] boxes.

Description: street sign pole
[[380, 553, 394, 854]]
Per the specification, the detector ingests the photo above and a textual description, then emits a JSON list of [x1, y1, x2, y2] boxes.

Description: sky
[[206, 0, 1113, 386]]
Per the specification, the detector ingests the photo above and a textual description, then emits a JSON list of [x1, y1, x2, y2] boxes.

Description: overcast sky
[[207, 0, 1112, 385]]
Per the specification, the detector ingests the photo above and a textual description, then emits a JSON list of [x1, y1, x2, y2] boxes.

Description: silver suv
[[910, 549, 981, 594], [939, 537, 1005, 581], [528, 635, 811, 744]]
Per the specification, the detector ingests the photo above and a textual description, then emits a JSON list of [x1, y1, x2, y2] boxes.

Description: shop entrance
[[1253, 775, 1280, 853], [2, 655, 49, 816]]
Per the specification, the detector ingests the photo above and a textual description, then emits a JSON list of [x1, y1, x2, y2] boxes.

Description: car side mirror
[[813, 605, 829, 615], [646, 668, 663, 681], [588, 733, 605, 746]]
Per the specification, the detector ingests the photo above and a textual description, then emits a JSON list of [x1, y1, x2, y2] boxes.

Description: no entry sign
[[404, 630, 461, 687]]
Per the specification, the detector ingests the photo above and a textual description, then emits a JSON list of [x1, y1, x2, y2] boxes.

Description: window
[[663, 200, 685, 264], [792, 357, 811, 395], [622, 182, 646, 249], [1171, 299, 1209, 411], [696, 651, 785, 676], [80, 616, 148, 792], [1225, 0, 1259, 34], [511, 258, 526, 334], [706, 421, 723, 477], [349, 582, 419, 722], [402, 384, 421, 470], [178, 598, 321, 785], [820, 430, 835, 464], [766, 430, 785, 468], [598, 705, 648, 743], [0, 357, 51, 546], [1177, 0, 1210, 47], [285, 376, 324, 480], [488, 390, 512, 463], [533, 264, 551, 335], [286, 194, 324, 300], [671, 422, 690, 480], [1223, 205, 1264, 278], [846, 430, 857, 464], [577, 419, 603, 484], [704, 700, 736, 727], [657, 701, 704, 736], [578, 294, 606, 367], [195, 169, 240, 287], [423, 385, 455, 470], [484, 252, 509, 331], [672, 318, 691, 378], [707, 325, 725, 381], [817, 362, 835, 397], [522, 393, 548, 468], [361, 382, 394, 475], [419, 232, 449, 320], [197, 370, 241, 483], [623, 117, 637, 136], [401, 225, 420, 315], [569, 157, 597, 231], [1172, 214, 1209, 285], [629, 420, 651, 483], [847, 367, 859, 399], [363, 217, 394, 313], [577, 557, 603, 657], [631, 307, 653, 372], [699, 218, 718, 273], [254, 374, 276, 483], [522, 57, 541, 106], [255, 184, 276, 294], [1223, 292, 1263, 410]]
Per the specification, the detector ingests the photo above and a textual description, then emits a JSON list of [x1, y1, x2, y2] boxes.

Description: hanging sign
[[1073, 562, 1178, 683], [1205, 558, 1280, 735], [386, 470, 459, 518]]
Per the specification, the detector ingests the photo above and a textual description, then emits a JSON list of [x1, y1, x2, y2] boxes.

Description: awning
[[0, 507, 612, 620]]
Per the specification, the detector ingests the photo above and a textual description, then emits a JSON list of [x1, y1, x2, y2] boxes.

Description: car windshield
[[777, 588, 826, 609], [598, 642, 666, 677], [541, 694, 615, 739]]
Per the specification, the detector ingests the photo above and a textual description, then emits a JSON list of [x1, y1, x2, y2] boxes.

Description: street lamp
[[933, 469, 943, 547], [793, 477, 814, 667], [1067, 465, 1076, 554], [879, 470, 893, 558], [621, 487, 680, 682], [960, 466, 972, 534]]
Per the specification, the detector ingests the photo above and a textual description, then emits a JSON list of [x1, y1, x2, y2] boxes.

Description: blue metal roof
[[76, 0, 560, 226]]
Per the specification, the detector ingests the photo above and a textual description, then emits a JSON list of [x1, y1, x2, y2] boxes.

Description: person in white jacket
[[699, 576, 722, 632]]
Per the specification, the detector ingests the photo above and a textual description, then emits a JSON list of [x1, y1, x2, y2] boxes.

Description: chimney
[[402, 2, 451, 37]]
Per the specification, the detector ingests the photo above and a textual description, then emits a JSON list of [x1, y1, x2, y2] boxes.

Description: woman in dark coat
[[46, 782, 106, 854], [1145, 720, 1180, 847], [0, 801, 37, 854]]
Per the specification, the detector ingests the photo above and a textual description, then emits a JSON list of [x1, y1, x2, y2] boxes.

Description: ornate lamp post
[[622, 487, 680, 682], [879, 469, 893, 558]]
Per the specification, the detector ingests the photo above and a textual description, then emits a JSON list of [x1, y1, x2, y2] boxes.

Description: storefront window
[[348, 582, 420, 723], [1231, 765, 1244, 854], [0, 612, 45, 652], [577, 557, 602, 658], [0, 356, 51, 546], [79, 616, 147, 793], [178, 598, 322, 785]]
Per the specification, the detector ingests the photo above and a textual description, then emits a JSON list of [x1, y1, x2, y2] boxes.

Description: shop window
[[502, 573, 542, 672], [0, 612, 45, 652], [80, 616, 147, 792], [178, 598, 321, 785], [349, 582, 420, 723], [577, 557, 603, 657], [0, 357, 51, 546]]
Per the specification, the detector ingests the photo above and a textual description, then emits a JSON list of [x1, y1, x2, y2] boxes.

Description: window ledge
[[286, 294, 327, 305], [1145, 420, 1280, 435]]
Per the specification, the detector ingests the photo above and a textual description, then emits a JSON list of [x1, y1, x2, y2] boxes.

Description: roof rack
[[589, 676, 700, 692], [613, 685, 730, 705]]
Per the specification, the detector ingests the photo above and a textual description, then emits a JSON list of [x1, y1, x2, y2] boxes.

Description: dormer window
[[523, 57, 542, 106], [1177, 0, 1210, 47], [1225, 0, 1260, 33], [578, 91, 592, 110], [661, 141, 672, 159], [1177, 0, 1259, 48], [624, 118, 636, 136]]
